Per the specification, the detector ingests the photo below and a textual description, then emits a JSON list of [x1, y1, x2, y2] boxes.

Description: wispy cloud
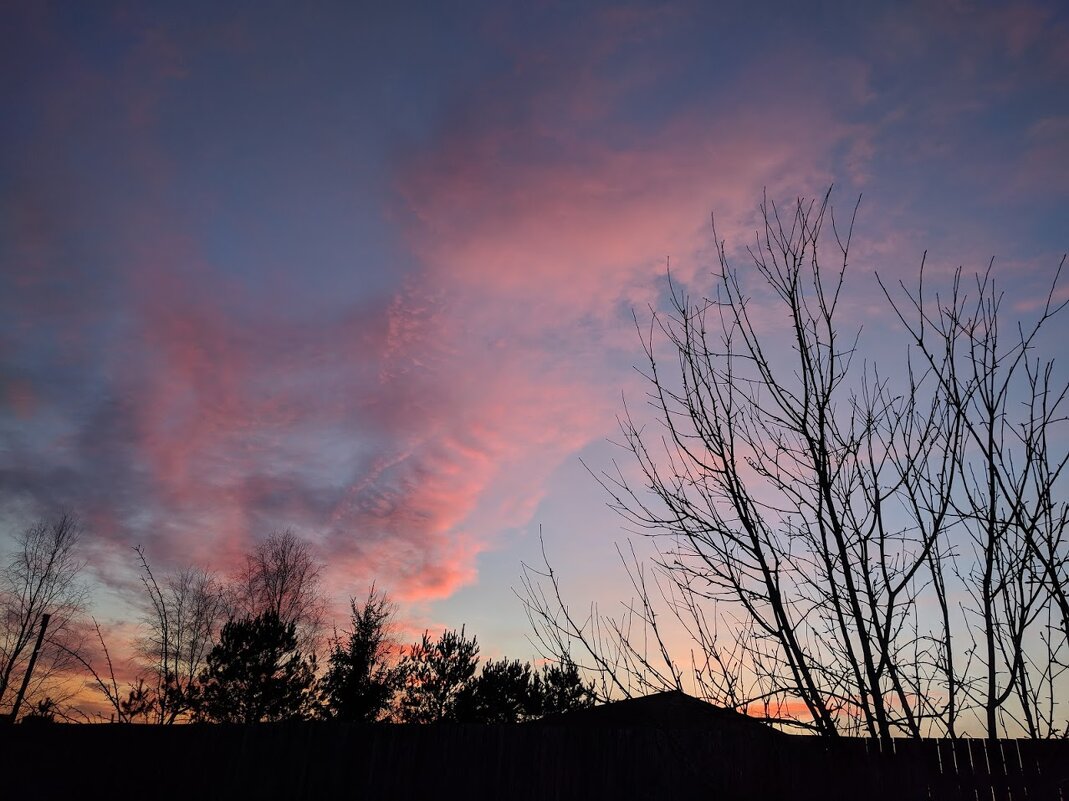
[[1, 1, 1065, 648]]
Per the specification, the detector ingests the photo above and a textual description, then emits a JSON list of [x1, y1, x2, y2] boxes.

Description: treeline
[[146, 598, 591, 725], [0, 525, 592, 724]]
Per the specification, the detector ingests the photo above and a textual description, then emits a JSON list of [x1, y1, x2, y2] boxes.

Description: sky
[[2, 0, 1068, 673]]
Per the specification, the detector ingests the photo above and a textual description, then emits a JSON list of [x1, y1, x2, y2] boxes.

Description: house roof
[[536, 690, 784, 737]]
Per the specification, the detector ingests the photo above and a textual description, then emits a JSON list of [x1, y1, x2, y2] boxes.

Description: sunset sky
[[2, 0, 1068, 669]]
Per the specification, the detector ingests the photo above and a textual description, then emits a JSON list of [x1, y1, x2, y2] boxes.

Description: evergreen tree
[[535, 657, 595, 716], [321, 587, 404, 722], [193, 611, 317, 723], [456, 658, 538, 723], [399, 627, 479, 723]]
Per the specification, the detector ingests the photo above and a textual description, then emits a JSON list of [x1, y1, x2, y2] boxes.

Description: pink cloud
[[318, 338, 617, 603], [11, 0, 1061, 661], [401, 105, 849, 307], [5, 3, 871, 631], [97, 232, 615, 610], [370, 47, 871, 618]]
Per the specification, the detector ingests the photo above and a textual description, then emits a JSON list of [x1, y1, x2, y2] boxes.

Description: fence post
[[6, 613, 51, 724]]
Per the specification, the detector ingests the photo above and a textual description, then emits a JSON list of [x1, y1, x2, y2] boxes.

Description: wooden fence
[[832, 736, 1069, 800], [1, 723, 1066, 800]]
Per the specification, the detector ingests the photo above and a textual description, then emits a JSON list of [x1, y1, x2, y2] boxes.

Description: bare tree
[[59, 617, 139, 723], [133, 546, 226, 723], [232, 529, 324, 654], [0, 514, 87, 720], [68, 530, 323, 722], [522, 190, 1069, 738], [882, 257, 1069, 738]]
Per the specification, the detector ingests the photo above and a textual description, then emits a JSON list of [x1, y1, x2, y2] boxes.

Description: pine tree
[[321, 587, 404, 722], [193, 611, 317, 723]]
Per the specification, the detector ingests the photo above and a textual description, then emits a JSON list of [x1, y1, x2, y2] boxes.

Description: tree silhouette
[[321, 587, 404, 722], [132, 547, 226, 723], [0, 514, 87, 720], [456, 658, 538, 723], [399, 628, 479, 723], [454, 655, 596, 722], [521, 190, 1069, 738], [535, 657, 596, 716], [233, 529, 324, 655], [193, 611, 317, 723]]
